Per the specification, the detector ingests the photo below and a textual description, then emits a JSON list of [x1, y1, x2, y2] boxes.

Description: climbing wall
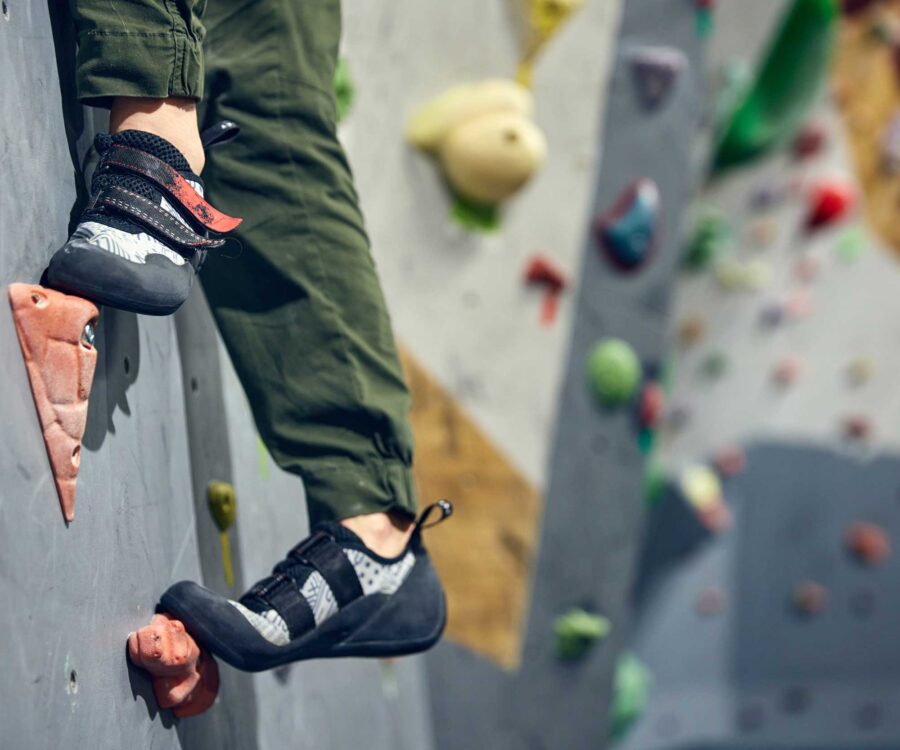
[[0, 3, 434, 749], [616, 1, 900, 746], [341, 0, 707, 746]]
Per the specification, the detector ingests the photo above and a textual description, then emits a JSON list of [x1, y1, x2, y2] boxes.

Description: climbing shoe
[[160, 501, 452, 672], [46, 126, 241, 316]]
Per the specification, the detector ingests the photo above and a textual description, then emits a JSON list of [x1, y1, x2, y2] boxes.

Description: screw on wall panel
[[190, 376, 199, 393], [68, 669, 78, 694], [123, 356, 131, 375], [2, 1, 9, 21]]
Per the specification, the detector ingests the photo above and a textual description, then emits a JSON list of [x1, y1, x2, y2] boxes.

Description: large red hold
[[846, 522, 890, 565], [128, 613, 220, 717], [806, 178, 855, 230], [8, 284, 99, 523]]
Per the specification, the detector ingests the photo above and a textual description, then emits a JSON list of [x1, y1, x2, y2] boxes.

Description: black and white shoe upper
[[46, 128, 241, 315], [161, 501, 453, 672]]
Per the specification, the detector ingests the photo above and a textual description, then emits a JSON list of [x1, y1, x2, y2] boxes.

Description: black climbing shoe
[[160, 501, 452, 673], [46, 126, 241, 316]]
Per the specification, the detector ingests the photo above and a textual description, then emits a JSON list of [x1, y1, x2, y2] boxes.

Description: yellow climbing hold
[[516, 0, 584, 87], [679, 465, 722, 512], [207, 481, 237, 587]]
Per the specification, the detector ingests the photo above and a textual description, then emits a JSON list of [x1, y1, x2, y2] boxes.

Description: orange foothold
[[127, 613, 220, 717], [8, 284, 99, 523]]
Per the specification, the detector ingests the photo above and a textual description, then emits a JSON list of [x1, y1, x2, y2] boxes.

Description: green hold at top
[[713, 0, 837, 172]]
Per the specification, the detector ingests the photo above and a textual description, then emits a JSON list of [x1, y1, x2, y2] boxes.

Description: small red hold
[[792, 122, 828, 160], [128, 613, 220, 717], [792, 581, 828, 617], [846, 522, 890, 565], [639, 381, 665, 429], [524, 255, 567, 326], [843, 414, 872, 441], [714, 444, 746, 477], [806, 178, 855, 230]]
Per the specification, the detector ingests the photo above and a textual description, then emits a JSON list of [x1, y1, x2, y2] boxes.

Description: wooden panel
[[401, 347, 543, 669]]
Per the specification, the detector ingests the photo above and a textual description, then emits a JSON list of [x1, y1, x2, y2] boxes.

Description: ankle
[[340, 511, 414, 558], [110, 96, 206, 174]]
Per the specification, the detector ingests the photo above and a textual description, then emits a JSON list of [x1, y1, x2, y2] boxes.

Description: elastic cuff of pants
[[302, 457, 418, 527], [75, 32, 204, 107]]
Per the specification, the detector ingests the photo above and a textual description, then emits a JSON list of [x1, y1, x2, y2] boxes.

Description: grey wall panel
[[425, 1, 705, 748]]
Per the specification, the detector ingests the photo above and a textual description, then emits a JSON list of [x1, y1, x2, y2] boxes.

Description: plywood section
[[833, 0, 900, 255], [401, 347, 542, 669]]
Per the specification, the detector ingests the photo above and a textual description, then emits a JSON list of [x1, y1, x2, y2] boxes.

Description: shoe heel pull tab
[[415, 500, 453, 530], [200, 121, 241, 151]]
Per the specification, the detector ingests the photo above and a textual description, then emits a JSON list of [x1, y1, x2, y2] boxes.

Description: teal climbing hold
[[608, 652, 652, 743], [587, 339, 642, 406], [595, 179, 660, 272], [713, 0, 838, 171], [554, 609, 611, 660]]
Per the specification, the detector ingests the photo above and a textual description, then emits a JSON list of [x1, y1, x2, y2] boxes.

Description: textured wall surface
[[0, 3, 433, 749]]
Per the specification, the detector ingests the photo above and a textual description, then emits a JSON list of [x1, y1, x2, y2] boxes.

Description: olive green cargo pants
[[69, 0, 418, 526]]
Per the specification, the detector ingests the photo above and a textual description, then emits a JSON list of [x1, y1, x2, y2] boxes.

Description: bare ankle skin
[[109, 96, 206, 174], [340, 510, 414, 558]]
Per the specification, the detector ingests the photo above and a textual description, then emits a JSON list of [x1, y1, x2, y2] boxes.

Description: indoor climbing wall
[[0, 3, 434, 749], [616, 1, 900, 747], [341, 0, 705, 746]]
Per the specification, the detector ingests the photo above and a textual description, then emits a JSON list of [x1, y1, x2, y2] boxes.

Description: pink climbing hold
[[772, 355, 802, 386], [714, 444, 746, 477], [128, 613, 220, 717], [792, 581, 828, 616], [806, 178, 855, 230], [8, 284, 99, 523], [524, 255, 567, 326], [846, 522, 890, 565]]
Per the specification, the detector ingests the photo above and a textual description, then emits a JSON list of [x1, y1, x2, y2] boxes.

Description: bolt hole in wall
[[2, 1, 8, 20], [123, 356, 130, 375], [190, 377, 199, 393], [68, 670, 77, 694]]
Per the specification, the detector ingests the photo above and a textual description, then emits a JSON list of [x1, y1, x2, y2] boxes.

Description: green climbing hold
[[701, 350, 728, 379], [713, 0, 837, 171], [608, 652, 652, 743], [836, 226, 865, 263], [450, 194, 501, 233], [333, 57, 356, 123], [587, 339, 642, 406], [683, 209, 729, 271], [554, 608, 611, 660], [642, 461, 667, 507]]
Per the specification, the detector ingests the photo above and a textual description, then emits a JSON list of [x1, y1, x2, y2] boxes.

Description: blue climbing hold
[[595, 179, 660, 272], [629, 45, 686, 111]]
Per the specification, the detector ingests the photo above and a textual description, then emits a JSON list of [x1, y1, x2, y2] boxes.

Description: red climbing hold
[[639, 381, 665, 429], [806, 178, 855, 230], [792, 121, 827, 160], [846, 522, 890, 565], [8, 284, 99, 523], [128, 613, 220, 717], [843, 414, 872, 441], [524, 255, 567, 326]]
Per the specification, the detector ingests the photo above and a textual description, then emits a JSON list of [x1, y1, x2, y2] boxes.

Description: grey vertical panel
[[0, 5, 200, 750], [426, 1, 705, 748]]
